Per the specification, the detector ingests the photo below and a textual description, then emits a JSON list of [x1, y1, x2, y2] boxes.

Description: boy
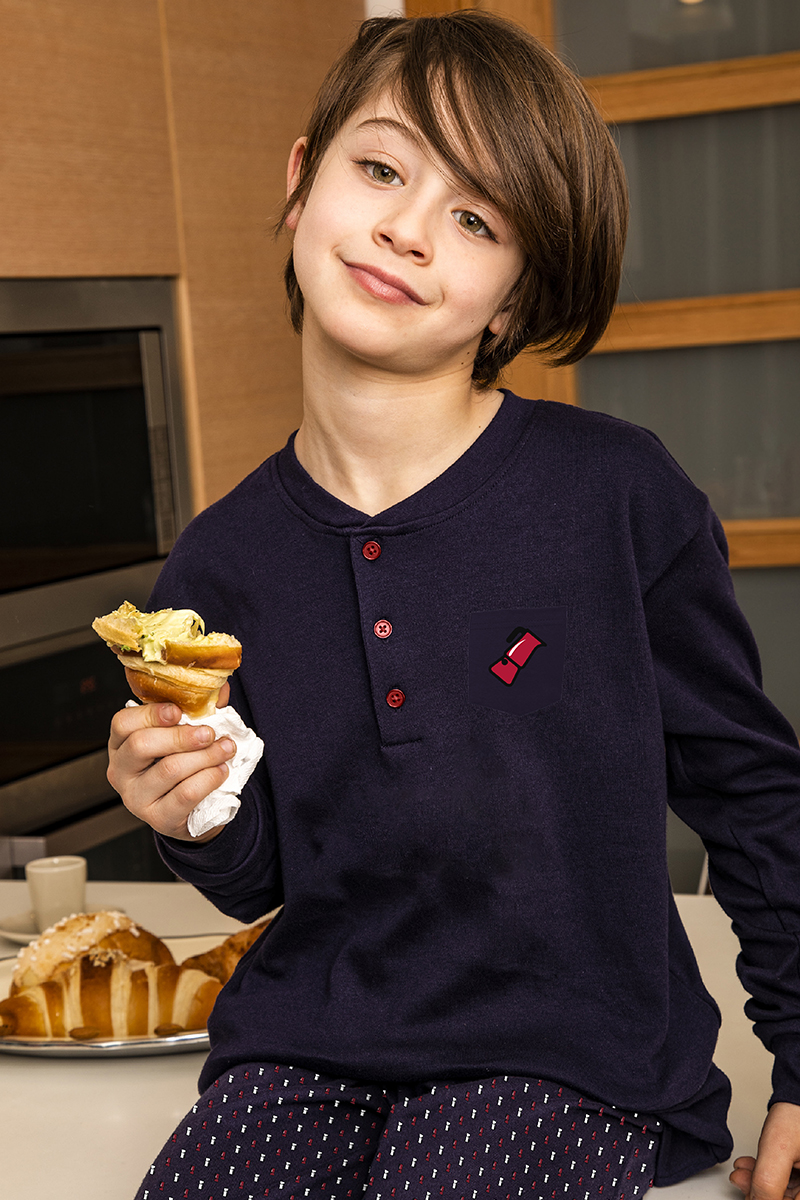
[[111, 14, 800, 1200]]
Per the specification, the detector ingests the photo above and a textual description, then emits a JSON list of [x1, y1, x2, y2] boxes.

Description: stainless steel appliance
[[0, 278, 191, 877]]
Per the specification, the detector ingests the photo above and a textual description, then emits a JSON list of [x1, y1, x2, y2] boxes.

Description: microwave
[[0, 278, 191, 876]]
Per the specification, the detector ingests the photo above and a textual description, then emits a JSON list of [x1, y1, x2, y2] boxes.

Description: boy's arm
[[153, 776, 282, 925], [145, 673, 282, 922], [644, 505, 800, 1173], [731, 1102, 800, 1200], [107, 687, 282, 920], [127, 520, 284, 919]]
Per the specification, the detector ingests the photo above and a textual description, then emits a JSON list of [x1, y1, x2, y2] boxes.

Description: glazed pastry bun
[[0, 956, 221, 1040], [92, 600, 242, 718], [11, 910, 174, 994]]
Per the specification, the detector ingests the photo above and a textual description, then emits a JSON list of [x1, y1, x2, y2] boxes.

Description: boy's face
[[286, 94, 524, 383]]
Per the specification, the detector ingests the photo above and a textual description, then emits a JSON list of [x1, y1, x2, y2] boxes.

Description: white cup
[[25, 856, 87, 933]]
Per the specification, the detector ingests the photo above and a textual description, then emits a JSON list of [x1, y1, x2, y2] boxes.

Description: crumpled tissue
[[126, 702, 264, 838]]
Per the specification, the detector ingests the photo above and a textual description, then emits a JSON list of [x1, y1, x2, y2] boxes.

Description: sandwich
[[92, 600, 242, 718]]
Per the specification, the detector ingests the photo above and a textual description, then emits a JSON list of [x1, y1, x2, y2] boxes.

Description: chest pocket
[[469, 607, 567, 715]]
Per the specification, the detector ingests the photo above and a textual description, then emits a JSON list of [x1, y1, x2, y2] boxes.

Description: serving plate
[[0, 1028, 210, 1058], [0, 933, 221, 1058]]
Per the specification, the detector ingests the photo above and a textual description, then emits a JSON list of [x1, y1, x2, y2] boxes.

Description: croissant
[[0, 952, 221, 1040], [181, 918, 271, 984]]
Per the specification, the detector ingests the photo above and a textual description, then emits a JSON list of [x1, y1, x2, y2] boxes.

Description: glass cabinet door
[[553, 0, 800, 75], [617, 104, 800, 303]]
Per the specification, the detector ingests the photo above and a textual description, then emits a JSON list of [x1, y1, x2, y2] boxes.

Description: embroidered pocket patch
[[469, 607, 567, 715]]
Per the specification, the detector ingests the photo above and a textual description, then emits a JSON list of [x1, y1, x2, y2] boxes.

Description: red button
[[386, 688, 405, 708], [362, 540, 381, 561], [374, 620, 392, 639]]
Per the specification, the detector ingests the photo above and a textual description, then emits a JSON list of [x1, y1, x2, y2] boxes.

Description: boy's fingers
[[108, 724, 216, 787], [151, 739, 233, 792], [109, 701, 182, 750], [730, 1159, 756, 1196], [106, 698, 238, 839], [141, 762, 232, 838], [744, 1104, 800, 1200], [110, 730, 232, 794], [112, 740, 236, 838]]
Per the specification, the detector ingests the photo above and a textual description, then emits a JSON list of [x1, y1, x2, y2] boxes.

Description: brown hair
[[278, 11, 628, 388]]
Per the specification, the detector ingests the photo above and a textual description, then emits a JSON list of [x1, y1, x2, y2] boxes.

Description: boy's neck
[[294, 339, 504, 517]]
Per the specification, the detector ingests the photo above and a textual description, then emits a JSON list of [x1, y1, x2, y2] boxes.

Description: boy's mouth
[[344, 262, 426, 306]]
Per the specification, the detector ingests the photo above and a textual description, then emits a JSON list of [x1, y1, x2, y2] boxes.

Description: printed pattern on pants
[[136, 1064, 661, 1200]]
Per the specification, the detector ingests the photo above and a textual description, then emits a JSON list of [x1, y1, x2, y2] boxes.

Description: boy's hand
[[107, 684, 236, 843], [731, 1103, 800, 1200]]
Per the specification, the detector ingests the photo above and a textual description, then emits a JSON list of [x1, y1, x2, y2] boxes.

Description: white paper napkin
[[126, 702, 265, 838]]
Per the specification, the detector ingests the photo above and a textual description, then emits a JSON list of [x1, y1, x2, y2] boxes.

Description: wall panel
[[0, 0, 179, 277], [161, 0, 364, 507]]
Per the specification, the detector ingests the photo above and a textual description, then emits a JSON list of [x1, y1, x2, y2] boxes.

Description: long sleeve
[[647, 507, 800, 1104], [156, 767, 282, 923], [143, 525, 284, 922]]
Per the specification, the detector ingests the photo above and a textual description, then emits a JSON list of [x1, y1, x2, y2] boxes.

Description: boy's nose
[[374, 202, 433, 262]]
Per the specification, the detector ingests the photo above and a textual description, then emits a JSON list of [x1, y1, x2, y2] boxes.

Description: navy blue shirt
[[154, 393, 800, 1186]]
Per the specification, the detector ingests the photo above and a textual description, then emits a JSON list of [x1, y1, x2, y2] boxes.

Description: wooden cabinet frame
[[587, 50, 800, 124], [595, 289, 800, 567]]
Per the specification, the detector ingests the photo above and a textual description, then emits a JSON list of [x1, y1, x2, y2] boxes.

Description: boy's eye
[[454, 210, 493, 239], [360, 160, 401, 186]]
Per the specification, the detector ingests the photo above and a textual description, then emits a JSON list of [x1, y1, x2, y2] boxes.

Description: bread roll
[[92, 601, 242, 717], [0, 954, 221, 1039]]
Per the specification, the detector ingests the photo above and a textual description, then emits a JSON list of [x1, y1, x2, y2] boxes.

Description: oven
[[0, 278, 191, 878]]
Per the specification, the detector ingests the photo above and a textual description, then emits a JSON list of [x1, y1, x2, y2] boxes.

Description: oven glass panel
[[0, 329, 158, 593], [1, 641, 132, 785]]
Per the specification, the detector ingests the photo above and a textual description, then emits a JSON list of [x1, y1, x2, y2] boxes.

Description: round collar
[[273, 390, 539, 535]]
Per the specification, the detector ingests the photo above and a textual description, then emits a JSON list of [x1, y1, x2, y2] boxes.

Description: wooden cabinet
[[0, 0, 178, 276]]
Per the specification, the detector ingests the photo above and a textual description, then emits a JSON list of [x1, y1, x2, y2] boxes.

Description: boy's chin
[[317, 323, 482, 383], [350, 344, 475, 384]]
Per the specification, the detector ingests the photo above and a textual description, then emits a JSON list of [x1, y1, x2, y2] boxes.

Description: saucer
[[0, 908, 120, 946], [0, 911, 39, 945]]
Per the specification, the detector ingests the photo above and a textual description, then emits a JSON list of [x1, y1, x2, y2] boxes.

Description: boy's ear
[[285, 137, 308, 231], [487, 308, 512, 337]]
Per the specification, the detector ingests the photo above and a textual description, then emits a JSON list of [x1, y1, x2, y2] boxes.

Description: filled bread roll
[[92, 601, 242, 718], [0, 954, 221, 1039]]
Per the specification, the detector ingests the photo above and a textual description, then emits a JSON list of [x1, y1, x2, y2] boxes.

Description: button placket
[[350, 535, 410, 740]]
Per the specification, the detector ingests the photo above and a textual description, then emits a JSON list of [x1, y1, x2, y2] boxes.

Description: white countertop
[[0, 886, 767, 1200]]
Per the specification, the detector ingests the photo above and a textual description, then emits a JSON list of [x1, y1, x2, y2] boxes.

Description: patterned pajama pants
[[136, 1064, 661, 1200]]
